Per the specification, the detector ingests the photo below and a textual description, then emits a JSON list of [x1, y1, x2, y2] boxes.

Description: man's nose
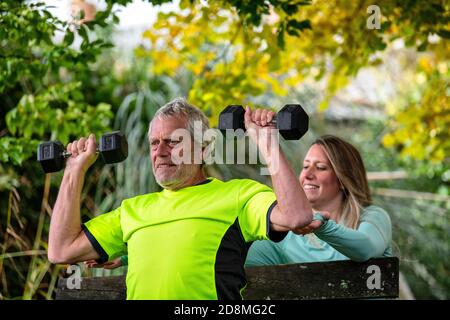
[[153, 142, 171, 157]]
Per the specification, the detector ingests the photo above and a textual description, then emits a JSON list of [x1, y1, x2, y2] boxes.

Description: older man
[[48, 98, 313, 299]]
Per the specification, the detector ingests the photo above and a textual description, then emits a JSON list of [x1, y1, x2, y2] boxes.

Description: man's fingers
[[85, 262, 100, 268], [78, 137, 86, 153], [309, 220, 322, 230], [321, 211, 331, 220], [244, 106, 252, 123], [87, 133, 97, 153], [253, 108, 262, 126], [267, 111, 275, 124], [103, 263, 119, 269], [293, 227, 309, 235], [71, 140, 79, 157], [244, 106, 256, 131], [260, 109, 268, 126]]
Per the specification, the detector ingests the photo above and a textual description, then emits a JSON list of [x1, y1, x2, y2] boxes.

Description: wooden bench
[[56, 257, 399, 300]]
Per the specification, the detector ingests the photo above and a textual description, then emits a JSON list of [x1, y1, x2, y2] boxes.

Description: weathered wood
[[367, 171, 408, 181], [244, 257, 399, 299], [56, 275, 126, 300], [55, 257, 398, 300]]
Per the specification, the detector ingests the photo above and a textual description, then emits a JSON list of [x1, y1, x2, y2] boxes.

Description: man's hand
[[85, 257, 122, 270], [293, 211, 331, 235], [65, 134, 98, 174], [244, 106, 277, 141]]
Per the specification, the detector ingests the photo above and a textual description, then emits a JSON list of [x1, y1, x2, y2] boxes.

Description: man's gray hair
[[148, 97, 210, 146]]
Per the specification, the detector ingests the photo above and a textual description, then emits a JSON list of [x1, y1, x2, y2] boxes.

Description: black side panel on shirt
[[81, 224, 109, 264], [266, 200, 289, 242], [215, 201, 288, 300], [214, 218, 250, 300]]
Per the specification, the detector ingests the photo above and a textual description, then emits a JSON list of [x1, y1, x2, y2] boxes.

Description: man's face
[[149, 116, 201, 190]]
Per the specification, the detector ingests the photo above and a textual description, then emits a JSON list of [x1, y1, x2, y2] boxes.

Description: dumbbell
[[37, 131, 128, 173], [218, 104, 309, 140]]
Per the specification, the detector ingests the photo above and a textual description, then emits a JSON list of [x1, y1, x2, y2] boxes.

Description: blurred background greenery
[[0, 0, 448, 299]]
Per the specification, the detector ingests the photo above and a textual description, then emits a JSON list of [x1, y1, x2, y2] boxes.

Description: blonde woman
[[246, 135, 393, 266]]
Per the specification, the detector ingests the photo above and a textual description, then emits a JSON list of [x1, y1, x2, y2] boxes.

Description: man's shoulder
[[221, 178, 267, 187], [121, 191, 161, 207], [205, 177, 251, 187]]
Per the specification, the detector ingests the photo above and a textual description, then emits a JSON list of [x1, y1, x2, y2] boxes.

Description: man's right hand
[[85, 258, 123, 270], [293, 211, 331, 235], [65, 134, 98, 174]]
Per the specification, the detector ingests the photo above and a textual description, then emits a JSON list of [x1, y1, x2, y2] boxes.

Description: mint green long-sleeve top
[[245, 205, 392, 266]]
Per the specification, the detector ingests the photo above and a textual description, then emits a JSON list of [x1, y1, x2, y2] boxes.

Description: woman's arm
[[313, 208, 392, 262]]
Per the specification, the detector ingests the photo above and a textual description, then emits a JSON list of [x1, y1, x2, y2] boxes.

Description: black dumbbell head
[[277, 104, 309, 140], [218, 105, 246, 134], [99, 131, 128, 164], [37, 141, 65, 173]]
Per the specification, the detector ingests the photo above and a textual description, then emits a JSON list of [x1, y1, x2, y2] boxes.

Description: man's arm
[[48, 134, 100, 264], [244, 107, 313, 232]]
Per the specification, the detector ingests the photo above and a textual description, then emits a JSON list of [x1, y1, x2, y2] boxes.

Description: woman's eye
[[317, 166, 327, 170]]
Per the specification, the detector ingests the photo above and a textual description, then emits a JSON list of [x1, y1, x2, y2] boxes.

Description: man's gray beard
[[153, 169, 184, 190]]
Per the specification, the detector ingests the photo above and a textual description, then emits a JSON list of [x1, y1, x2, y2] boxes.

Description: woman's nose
[[303, 167, 315, 179]]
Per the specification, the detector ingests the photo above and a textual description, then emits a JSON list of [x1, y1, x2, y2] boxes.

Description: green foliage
[[0, 0, 122, 299], [5, 83, 112, 163], [137, 0, 449, 171], [376, 196, 450, 299], [94, 58, 186, 214], [1, 0, 120, 166], [382, 57, 450, 164], [1, 0, 448, 300]]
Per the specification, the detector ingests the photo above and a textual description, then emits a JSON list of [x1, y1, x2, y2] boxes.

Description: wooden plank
[[367, 171, 408, 181], [56, 275, 126, 300], [244, 257, 399, 299], [373, 188, 450, 202], [55, 257, 399, 300]]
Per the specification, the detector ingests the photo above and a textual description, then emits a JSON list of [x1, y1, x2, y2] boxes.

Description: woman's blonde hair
[[312, 135, 372, 229]]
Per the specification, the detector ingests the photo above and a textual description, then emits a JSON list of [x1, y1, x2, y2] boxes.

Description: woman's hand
[[293, 211, 331, 235]]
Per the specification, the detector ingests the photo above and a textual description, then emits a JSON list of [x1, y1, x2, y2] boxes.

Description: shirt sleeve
[[82, 206, 127, 263], [245, 239, 286, 267], [313, 206, 392, 262], [237, 179, 287, 243]]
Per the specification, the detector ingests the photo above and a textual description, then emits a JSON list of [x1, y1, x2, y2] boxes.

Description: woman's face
[[299, 144, 342, 209]]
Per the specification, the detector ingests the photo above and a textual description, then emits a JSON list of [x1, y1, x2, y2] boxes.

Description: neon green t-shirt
[[83, 178, 283, 300]]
